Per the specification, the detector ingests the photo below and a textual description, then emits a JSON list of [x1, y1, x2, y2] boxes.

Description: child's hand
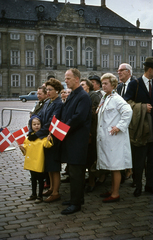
[[19, 145, 26, 155], [47, 135, 51, 141]]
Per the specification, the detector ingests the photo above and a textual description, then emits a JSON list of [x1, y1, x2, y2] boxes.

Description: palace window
[[26, 74, 35, 87], [102, 39, 109, 45], [114, 40, 121, 46], [45, 45, 53, 67], [25, 34, 34, 41], [11, 50, 20, 65], [129, 40, 136, 46], [11, 74, 20, 87], [114, 55, 121, 68], [140, 56, 147, 68], [26, 51, 35, 66], [10, 33, 20, 40], [102, 54, 109, 68], [140, 41, 147, 47], [129, 55, 136, 68], [86, 47, 93, 68], [66, 46, 73, 67]]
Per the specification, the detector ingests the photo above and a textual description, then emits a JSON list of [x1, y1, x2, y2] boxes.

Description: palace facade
[[0, 0, 152, 97]]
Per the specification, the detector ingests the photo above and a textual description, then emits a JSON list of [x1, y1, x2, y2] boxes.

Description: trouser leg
[[37, 173, 44, 198], [146, 142, 153, 188], [69, 164, 85, 206], [132, 145, 147, 190], [30, 171, 37, 196]]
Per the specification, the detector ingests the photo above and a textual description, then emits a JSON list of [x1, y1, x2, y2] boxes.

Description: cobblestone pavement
[[1, 101, 153, 240]]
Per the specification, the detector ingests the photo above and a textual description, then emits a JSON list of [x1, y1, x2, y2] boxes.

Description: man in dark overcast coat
[[60, 68, 92, 215]]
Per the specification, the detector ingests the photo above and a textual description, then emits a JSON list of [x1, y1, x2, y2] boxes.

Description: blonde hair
[[101, 73, 118, 89]]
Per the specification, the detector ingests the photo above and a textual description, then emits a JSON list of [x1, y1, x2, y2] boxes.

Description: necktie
[[121, 83, 126, 97], [149, 80, 152, 98]]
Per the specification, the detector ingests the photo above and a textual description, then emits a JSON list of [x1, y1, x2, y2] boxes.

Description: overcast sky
[[44, 0, 153, 31]]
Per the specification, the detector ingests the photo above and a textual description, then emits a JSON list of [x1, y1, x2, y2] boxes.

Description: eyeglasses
[[117, 69, 128, 73], [46, 88, 54, 91]]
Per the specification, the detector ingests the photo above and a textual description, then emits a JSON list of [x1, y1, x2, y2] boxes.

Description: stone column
[[57, 35, 60, 65], [77, 37, 81, 66], [40, 34, 44, 64], [97, 37, 101, 70], [62, 35, 65, 65], [82, 37, 85, 66]]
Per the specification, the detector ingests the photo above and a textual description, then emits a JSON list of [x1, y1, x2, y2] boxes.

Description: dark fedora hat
[[88, 75, 101, 83], [143, 57, 153, 68]]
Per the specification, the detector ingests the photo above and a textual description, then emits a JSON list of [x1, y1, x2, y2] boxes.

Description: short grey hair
[[121, 63, 133, 75]]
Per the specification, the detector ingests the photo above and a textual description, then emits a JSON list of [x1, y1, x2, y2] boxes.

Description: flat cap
[[88, 75, 101, 83], [143, 57, 153, 68]]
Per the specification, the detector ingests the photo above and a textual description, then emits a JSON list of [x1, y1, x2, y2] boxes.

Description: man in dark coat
[[124, 57, 153, 197], [117, 63, 135, 97], [60, 68, 92, 215], [117, 63, 134, 183]]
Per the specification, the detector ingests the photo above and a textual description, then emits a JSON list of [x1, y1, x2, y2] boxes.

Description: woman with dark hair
[[80, 78, 101, 192], [28, 78, 63, 203]]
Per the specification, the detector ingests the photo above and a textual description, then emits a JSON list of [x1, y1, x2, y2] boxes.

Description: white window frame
[[129, 55, 136, 69], [11, 50, 20, 65], [11, 74, 20, 87], [129, 40, 136, 46], [26, 51, 35, 66], [86, 47, 93, 68], [25, 34, 34, 41], [114, 40, 121, 46], [0, 74, 2, 87], [102, 54, 109, 68], [114, 55, 121, 68], [26, 74, 35, 87], [10, 33, 20, 40], [102, 39, 109, 45], [140, 41, 147, 47], [45, 45, 53, 67], [66, 46, 73, 67], [140, 56, 147, 68]]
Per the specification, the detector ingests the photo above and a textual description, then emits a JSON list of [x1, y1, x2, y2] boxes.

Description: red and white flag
[[0, 128, 15, 152], [12, 126, 29, 145], [49, 115, 70, 141]]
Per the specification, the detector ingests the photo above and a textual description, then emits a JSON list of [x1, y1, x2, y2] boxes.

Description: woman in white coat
[[96, 73, 132, 203]]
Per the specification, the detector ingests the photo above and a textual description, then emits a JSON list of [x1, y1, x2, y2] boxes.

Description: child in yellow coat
[[19, 115, 53, 204]]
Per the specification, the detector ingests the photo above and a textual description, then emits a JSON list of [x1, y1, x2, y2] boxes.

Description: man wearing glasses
[[117, 63, 135, 97]]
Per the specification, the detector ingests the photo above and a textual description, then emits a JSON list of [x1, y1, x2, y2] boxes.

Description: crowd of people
[[20, 56, 153, 214]]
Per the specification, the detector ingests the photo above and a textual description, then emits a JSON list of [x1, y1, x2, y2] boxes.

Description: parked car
[[19, 91, 38, 102]]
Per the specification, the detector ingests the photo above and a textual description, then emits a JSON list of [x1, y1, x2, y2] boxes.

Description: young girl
[[19, 115, 53, 204]]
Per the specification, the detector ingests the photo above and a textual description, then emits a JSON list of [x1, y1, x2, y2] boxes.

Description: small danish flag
[[0, 128, 15, 152], [49, 115, 70, 141], [12, 126, 29, 145]]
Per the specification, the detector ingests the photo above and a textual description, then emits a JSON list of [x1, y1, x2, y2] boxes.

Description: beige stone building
[[0, 0, 152, 97]]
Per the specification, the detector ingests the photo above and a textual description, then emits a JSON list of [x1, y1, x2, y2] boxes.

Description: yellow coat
[[23, 137, 53, 172]]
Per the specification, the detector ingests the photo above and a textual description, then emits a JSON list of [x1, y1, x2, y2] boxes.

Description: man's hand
[[147, 104, 152, 113]]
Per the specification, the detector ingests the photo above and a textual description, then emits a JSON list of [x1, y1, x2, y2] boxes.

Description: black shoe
[[85, 185, 95, 193], [61, 205, 81, 215], [145, 185, 153, 194], [133, 188, 141, 197], [62, 199, 84, 206]]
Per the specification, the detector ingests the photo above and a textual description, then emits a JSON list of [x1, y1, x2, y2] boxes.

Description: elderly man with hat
[[124, 57, 153, 197], [88, 75, 105, 98]]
